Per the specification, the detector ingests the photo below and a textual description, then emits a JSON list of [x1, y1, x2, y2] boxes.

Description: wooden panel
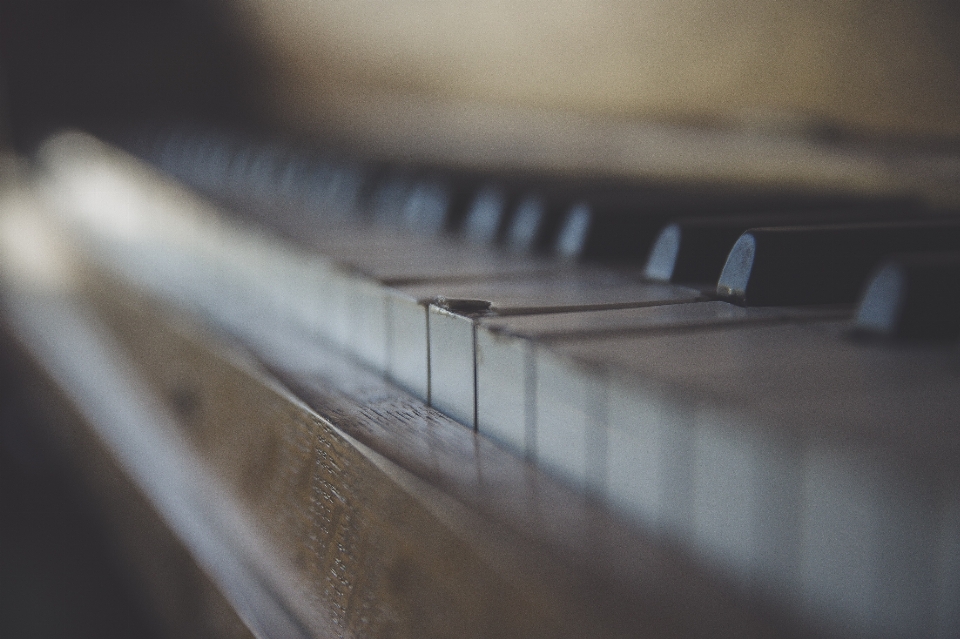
[[0, 324, 256, 639]]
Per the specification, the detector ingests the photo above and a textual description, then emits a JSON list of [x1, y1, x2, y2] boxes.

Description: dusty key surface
[[424, 279, 704, 426], [529, 320, 960, 637], [474, 301, 847, 459]]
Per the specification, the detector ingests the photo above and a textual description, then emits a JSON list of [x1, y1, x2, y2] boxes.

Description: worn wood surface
[[0, 323, 256, 639]]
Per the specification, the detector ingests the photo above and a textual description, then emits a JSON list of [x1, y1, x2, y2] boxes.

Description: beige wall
[[221, 1, 960, 198], [239, 0, 960, 138]]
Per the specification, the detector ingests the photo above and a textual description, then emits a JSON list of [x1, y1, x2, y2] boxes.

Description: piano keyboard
[[15, 129, 960, 637]]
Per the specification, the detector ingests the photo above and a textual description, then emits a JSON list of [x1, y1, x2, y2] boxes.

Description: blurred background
[[6, 0, 960, 161], [0, 1, 256, 636], [0, 0, 262, 152]]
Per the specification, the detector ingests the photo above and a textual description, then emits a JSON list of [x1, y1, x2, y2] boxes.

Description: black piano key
[[445, 173, 497, 235], [272, 151, 310, 204], [555, 188, 924, 265], [181, 133, 236, 194], [241, 146, 288, 203], [223, 142, 259, 194], [400, 177, 445, 233], [716, 222, 960, 306], [644, 218, 747, 283], [284, 154, 332, 211], [498, 176, 608, 253], [552, 190, 726, 264], [246, 149, 328, 219], [400, 172, 485, 236], [152, 129, 185, 169], [555, 196, 673, 263], [334, 161, 378, 218], [368, 167, 417, 226], [645, 204, 925, 284], [501, 179, 643, 254], [463, 171, 589, 247], [159, 130, 206, 183], [504, 191, 571, 253], [462, 183, 516, 245], [341, 159, 390, 218], [854, 252, 960, 340]]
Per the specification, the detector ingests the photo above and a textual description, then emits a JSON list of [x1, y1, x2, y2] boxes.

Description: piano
[[3, 1, 960, 637]]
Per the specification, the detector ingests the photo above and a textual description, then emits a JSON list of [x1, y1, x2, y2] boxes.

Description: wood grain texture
[[0, 323, 257, 639]]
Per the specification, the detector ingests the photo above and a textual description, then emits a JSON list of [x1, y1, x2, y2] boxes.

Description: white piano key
[[542, 321, 960, 636], [474, 327, 532, 455], [295, 223, 552, 282], [604, 376, 682, 531], [429, 279, 704, 430], [534, 346, 608, 493], [480, 298, 838, 337], [286, 256, 335, 341], [387, 282, 510, 405], [385, 288, 431, 401], [334, 274, 385, 355], [870, 471, 940, 637], [475, 301, 841, 465], [691, 410, 759, 584], [749, 433, 803, 605], [427, 305, 477, 425], [938, 492, 960, 637], [798, 447, 880, 634], [347, 276, 391, 370]]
